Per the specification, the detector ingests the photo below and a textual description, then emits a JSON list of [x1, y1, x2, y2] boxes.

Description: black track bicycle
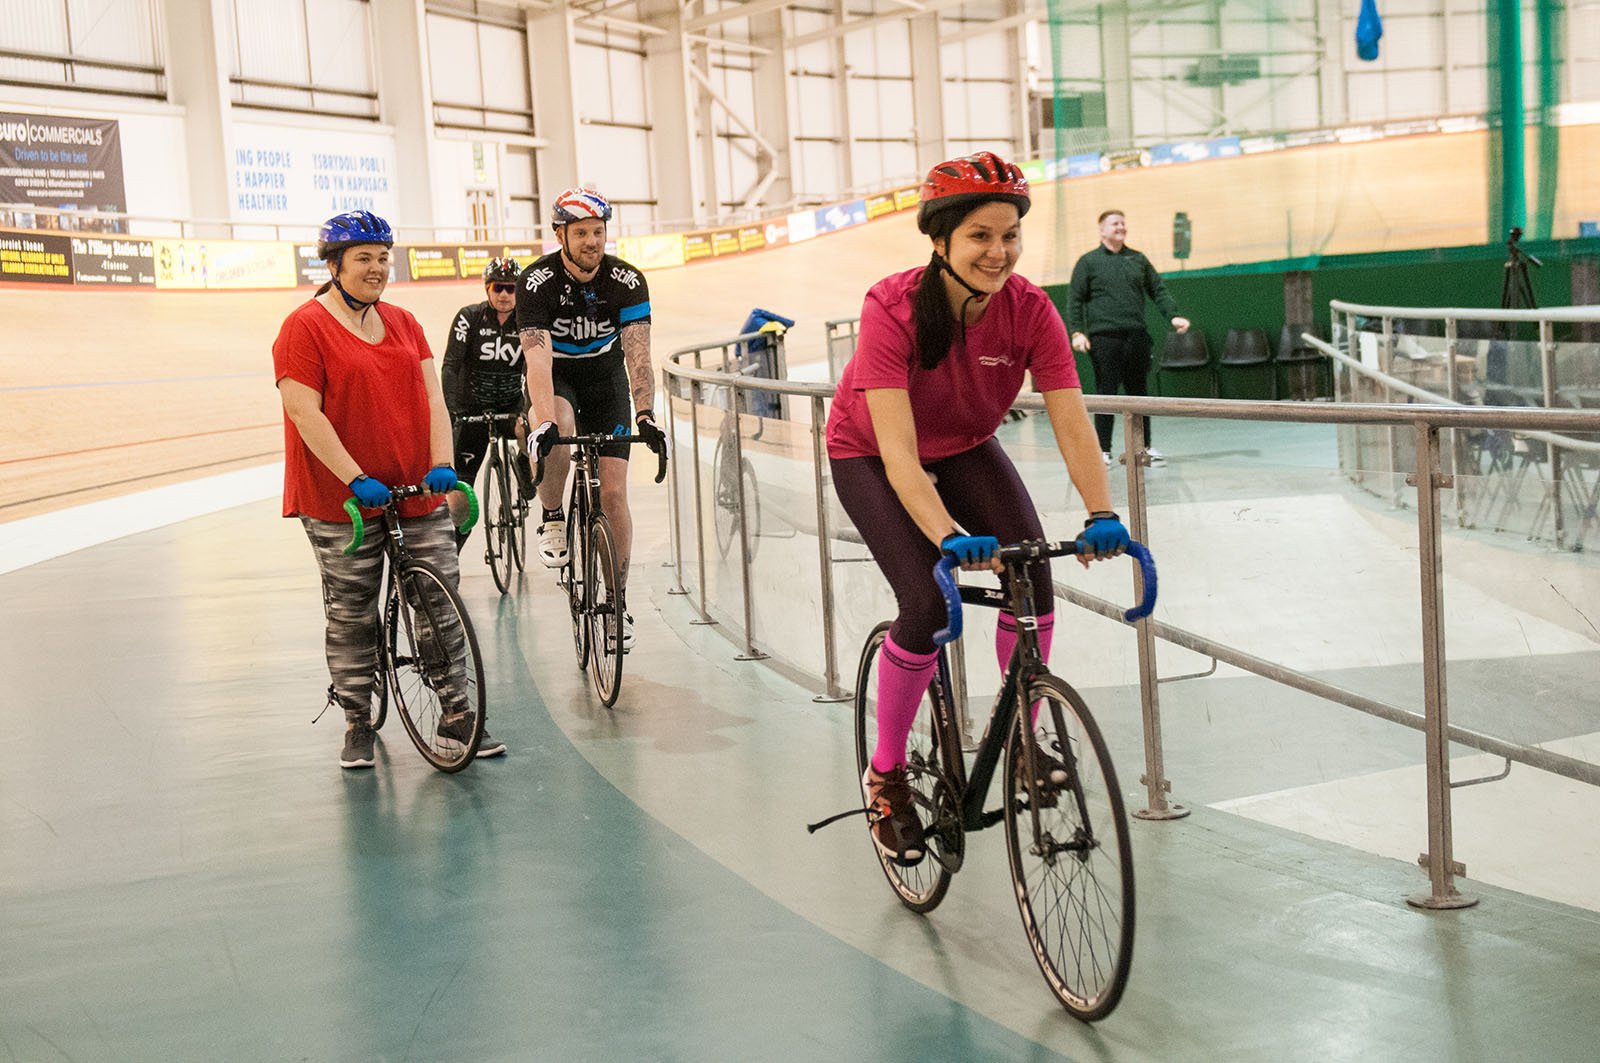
[[455, 411, 530, 594], [533, 429, 667, 706], [345, 483, 486, 772], [815, 537, 1156, 1020]]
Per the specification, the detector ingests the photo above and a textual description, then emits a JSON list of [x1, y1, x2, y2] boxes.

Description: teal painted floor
[[4, 418, 1600, 1062]]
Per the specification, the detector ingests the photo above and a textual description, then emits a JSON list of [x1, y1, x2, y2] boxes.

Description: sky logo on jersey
[[479, 336, 521, 364]]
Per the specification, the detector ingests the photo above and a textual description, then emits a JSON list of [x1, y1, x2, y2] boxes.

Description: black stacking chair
[[1155, 329, 1213, 398], [1277, 323, 1328, 401], [1219, 327, 1274, 399]]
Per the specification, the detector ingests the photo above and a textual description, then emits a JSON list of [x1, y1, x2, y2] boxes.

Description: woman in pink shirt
[[825, 153, 1128, 867]]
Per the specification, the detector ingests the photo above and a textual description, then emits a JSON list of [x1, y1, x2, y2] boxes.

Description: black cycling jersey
[[515, 251, 651, 374], [441, 301, 526, 416]]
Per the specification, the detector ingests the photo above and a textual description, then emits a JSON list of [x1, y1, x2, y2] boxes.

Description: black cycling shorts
[[553, 360, 633, 460]]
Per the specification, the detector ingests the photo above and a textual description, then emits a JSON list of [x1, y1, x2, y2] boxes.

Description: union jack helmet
[[551, 188, 613, 226], [916, 152, 1030, 234]]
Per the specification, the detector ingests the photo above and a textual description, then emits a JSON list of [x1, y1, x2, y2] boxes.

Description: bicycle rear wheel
[[508, 453, 528, 572], [483, 450, 513, 594], [852, 622, 956, 913], [585, 513, 624, 706], [386, 557, 485, 772], [1003, 675, 1134, 1020]]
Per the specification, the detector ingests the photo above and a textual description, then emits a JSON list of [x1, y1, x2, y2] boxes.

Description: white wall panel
[[305, 0, 373, 92], [573, 43, 613, 121], [232, 0, 310, 81], [793, 74, 839, 136], [66, 0, 161, 64], [0, 0, 72, 53], [576, 123, 651, 199], [606, 49, 647, 126], [479, 25, 529, 112], [427, 15, 482, 104]]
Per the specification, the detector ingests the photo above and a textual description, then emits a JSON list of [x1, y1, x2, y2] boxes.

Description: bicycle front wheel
[[585, 513, 624, 706], [1003, 675, 1134, 1020], [386, 557, 486, 772], [564, 506, 588, 668], [508, 453, 528, 572], [483, 451, 512, 594], [852, 622, 955, 913]]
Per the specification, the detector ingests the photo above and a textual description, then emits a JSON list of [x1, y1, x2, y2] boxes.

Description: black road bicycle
[[455, 411, 530, 594], [345, 483, 486, 772], [533, 430, 667, 707], [814, 537, 1157, 1020]]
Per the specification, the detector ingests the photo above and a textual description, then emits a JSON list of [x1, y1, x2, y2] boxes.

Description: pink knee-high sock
[[997, 612, 1055, 724], [871, 635, 940, 773]]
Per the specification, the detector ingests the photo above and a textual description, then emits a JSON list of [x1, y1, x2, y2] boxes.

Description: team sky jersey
[[825, 268, 1080, 463], [440, 300, 526, 414], [515, 251, 650, 372]]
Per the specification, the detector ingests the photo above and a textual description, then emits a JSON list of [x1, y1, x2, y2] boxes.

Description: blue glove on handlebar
[[348, 475, 391, 508], [423, 464, 458, 493], [1077, 513, 1130, 556], [940, 532, 999, 564]]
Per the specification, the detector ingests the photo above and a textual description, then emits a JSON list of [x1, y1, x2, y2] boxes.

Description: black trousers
[[1087, 328, 1154, 453]]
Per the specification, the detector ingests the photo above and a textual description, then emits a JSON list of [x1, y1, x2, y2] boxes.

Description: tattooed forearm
[[621, 322, 655, 414]]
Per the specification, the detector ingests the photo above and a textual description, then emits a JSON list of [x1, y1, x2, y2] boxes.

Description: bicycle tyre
[[508, 451, 528, 572], [385, 557, 485, 772], [564, 497, 588, 669], [852, 622, 955, 913], [712, 438, 760, 561], [483, 450, 512, 594], [370, 592, 394, 730], [1002, 674, 1134, 1021], [585, 513, 624, 707]]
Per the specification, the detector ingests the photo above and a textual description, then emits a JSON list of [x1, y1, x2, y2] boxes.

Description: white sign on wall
[[230, 122, 400, 225]]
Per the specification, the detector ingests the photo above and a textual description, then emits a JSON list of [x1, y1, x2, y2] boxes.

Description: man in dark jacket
[[1067, 210, 1190, 466]]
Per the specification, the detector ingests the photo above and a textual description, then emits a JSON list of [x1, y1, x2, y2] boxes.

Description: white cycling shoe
[[536, 519, 568, 567]]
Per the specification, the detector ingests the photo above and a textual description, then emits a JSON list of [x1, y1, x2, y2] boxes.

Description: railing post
[[688, 380, 714, 625], [665, 366, 688, 596], [1125, 411, 1188, 821], [810, 395, 848, 702], [730, 383, 767, 661], [1540, 318, 1566, 548]]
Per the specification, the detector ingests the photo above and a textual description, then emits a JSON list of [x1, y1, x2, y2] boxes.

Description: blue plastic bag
[[1356, 0, 1383, 61]]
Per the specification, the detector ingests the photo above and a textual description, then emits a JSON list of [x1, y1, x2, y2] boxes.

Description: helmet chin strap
[[933, 252, 990, 302]]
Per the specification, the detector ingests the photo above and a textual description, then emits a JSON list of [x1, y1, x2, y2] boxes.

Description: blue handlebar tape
[[1123, 542, 1158, 622], [342, 498, 365, 556], [931, 555, 964, 646]]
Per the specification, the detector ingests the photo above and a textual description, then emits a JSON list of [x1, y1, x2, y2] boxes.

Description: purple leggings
[[830, 436, 1050, 654]]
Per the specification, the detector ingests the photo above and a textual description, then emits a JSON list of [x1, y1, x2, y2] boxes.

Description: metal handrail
[[1329, 299, 1600, 323], [662, 326, 1600, 911]]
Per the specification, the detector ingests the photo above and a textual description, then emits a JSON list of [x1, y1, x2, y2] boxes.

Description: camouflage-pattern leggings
[[301, 508, 463, 723]]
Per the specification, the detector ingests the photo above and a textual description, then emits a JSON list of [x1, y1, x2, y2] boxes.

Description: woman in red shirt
[[826, 153, 1128, 866], [273, 210, 504, 768]]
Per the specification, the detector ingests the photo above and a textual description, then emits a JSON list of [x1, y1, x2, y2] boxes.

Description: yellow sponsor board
[[405, 245, 458, 281], [893, 186, 921, 212], [737, 225, 765, 252], [457, 246, 493, 279], [154, 239, 297, 289], [711, 229, 740, 256], [616, 233, 685, 271], [682, 232, 713, 261], [866, 193, 894, 220]]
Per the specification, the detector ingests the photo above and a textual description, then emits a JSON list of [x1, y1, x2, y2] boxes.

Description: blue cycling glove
[[1077, 511, 1130, 556], [348, 475, 391, 508], [940, 532, 1000, 564], [424, 464, 458, 493]]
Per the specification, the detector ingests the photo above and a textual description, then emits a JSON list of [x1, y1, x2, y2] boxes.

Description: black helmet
[[483, 257, 521, 283]]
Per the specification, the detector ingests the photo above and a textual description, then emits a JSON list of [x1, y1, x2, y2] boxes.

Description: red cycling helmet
[[916, 151, 1030, 234]]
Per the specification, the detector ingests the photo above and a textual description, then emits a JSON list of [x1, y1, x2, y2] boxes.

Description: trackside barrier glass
[[663, 320, 1600, 913]]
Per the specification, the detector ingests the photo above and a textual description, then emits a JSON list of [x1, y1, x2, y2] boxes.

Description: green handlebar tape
[[453, 481, 479, 534], [342, 498, 366, 556]]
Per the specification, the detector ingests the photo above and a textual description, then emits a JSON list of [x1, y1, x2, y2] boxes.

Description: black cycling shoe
[[863, 764, 925, 867]]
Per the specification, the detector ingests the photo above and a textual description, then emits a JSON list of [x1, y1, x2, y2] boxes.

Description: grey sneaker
[[340, 722, 376, 769], [475, 731, 506, 758]]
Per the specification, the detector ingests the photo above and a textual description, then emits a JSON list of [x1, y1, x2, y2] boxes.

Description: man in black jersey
[[442, 256, 535, 550], [518, 188, 666, 652]]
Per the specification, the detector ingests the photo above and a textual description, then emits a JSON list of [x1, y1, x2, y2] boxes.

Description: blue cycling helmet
[[316, 210, 394, 261]]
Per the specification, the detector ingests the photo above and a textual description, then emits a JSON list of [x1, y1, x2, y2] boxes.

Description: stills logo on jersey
[[609, 266, 640, 290], [551, 318, 614, 343], [525, 266, 554, 291]]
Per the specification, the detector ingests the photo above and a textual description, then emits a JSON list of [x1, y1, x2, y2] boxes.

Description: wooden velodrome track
[[4, 126, 1597, 524]]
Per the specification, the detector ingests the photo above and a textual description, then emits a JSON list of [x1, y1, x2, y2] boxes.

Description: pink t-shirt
[[825, 268, 1080, 462]]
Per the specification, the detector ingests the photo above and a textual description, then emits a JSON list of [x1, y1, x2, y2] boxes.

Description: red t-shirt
[[825, 268, 1080, 462], [273, 298, 444, 522]]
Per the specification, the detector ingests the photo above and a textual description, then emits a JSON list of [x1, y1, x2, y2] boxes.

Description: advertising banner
[[403, 244, 461, 282], [787, 210, 817, 243], [760, 218, 788, 250], [230, 122, 399, 226], [71, 234, 154, 286], [683, 232, 713, 261], [0, 229, 72, 283], [814, 199, 867, 235], [1066, 153, 1104, 177], [0, 112, 126, 225], [1019, 160, 1047, 183], [865, 194, 894, 221], [618, 233, 685, 270], [457, 246, 493, 280], [154, 239, 297, 289], [737, 226, 766, 253], [893, 186, 920, 212], [711, 228, 740, 256]]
